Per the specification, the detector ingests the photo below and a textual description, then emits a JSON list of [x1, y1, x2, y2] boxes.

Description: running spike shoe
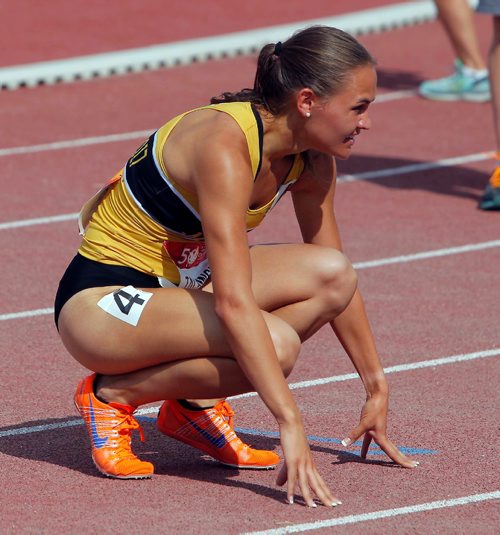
[[157, 399, 280, 469], [419, 60, 490, 102], [479, 165, 500, 210], [74, 373, 154, 479]]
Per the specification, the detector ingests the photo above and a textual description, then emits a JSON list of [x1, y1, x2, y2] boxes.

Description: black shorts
[[54, 253, 160, 328]]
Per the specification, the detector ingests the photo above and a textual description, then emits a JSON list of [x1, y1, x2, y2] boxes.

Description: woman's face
[[307, 65, 377, 159]]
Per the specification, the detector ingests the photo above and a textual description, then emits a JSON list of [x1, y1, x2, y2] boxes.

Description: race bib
[[161, 240, 211, 289], [97, 286, 153, 326]]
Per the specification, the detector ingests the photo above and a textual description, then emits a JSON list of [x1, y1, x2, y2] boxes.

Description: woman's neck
[[259, 108, 310, 159]]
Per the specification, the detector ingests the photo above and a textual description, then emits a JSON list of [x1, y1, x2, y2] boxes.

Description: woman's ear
[[296, 88, 315, 118]]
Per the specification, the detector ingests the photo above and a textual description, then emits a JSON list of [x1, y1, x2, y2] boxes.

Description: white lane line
[[0, 308, 54, 321], [0, 91, 419, 159], [1, 240, 498, 322], [0, 130, 152, 157], [1, 347, 497, 436], [244, 492, 500, 534], [0, 1, 439, 90], [374, 88, 418, 102], [233, 347, 500, 399], [337, 150, 496, 183], [0, 213, 77, 230], [0, 420, 82, 437], [352, 239, 500, 269], [0, 147, 495, 231], [0, 308, 53, 321]]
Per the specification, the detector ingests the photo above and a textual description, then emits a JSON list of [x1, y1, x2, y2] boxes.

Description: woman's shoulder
[[161, 101, 255, 137]]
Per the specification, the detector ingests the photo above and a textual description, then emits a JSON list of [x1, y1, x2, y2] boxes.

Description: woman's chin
[[332, 147, 352, 160]]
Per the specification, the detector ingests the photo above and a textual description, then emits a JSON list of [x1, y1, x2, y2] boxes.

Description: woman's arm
[[186, 116, 337, 504], [192, 118, 297, 425], [291, 151, 418, 468]]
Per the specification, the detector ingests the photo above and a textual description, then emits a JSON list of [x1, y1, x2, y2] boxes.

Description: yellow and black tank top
[[78, 102, 305, 287]]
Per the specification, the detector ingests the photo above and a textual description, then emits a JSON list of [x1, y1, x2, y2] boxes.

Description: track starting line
[[244, 491, 500, 534], [1, 347, 497, 439]]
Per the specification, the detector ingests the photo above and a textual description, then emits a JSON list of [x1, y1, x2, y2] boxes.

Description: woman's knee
[[268, 319, 301, 377], [315, 248, 358, 316]]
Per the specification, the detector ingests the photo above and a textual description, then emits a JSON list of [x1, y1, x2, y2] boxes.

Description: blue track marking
[[233, 427, 437, 456], [0, 415, 437, 456], [136, 417, 437, 456]]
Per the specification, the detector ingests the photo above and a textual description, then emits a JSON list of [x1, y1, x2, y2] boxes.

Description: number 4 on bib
[[97, 285, 154, 326], [113, 289, 145, 315]]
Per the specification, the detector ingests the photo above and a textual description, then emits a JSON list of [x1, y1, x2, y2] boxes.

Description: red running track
[[0, 3, 498, 534]]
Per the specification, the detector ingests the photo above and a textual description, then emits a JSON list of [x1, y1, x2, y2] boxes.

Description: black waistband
[[54, 254, 160, 328]]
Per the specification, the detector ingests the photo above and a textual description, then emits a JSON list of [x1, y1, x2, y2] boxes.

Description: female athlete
[[55, 25, 418, 508]]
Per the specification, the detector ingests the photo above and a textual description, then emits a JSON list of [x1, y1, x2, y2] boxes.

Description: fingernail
[[288, 497, 294, 505], [309, 502, 317, 508], [341, 438, 351, 447]]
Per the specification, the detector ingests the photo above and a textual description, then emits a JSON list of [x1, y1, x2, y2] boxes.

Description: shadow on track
[[336, 154, 491, 205], [375, 68, 424, 91], [0, 416, 403, 504]]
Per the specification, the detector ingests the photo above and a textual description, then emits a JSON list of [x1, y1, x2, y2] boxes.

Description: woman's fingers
[[276, 464, 288, 487], [342, 427, 420, 468], [276, 463, 297, 504], [341, 423, 365, 448], [360, 432, 372, 459], [374, 434, 420, 468], [297, 464, 316, 507], [307, 466, 342, 507], [279, 423, 342, 507], [286, 469, 297, 504], [276, 464, 296, 505], [277, 459, 341, 507]]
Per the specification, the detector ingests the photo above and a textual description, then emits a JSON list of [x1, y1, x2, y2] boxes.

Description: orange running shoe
[[74, 374, 154, 479], [157, 399, 280, 469], [479, 165, 500, 210]]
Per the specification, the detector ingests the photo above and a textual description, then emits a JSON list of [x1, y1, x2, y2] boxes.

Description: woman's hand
[[276, 421, 342, 507], [341, 391, 419, 468]]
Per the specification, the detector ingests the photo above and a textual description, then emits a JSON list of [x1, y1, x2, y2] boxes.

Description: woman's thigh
[[57, 283, 296, 374], [57, 243, 349, 373]]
